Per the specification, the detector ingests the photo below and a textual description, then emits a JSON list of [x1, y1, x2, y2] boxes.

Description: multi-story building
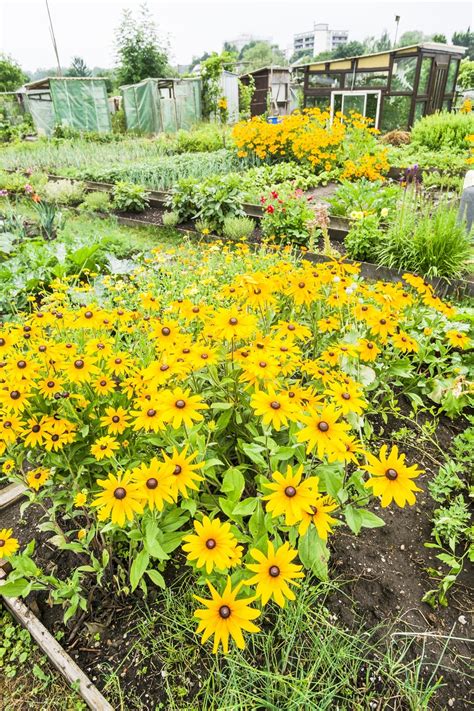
[[294, 23, 348, 57]]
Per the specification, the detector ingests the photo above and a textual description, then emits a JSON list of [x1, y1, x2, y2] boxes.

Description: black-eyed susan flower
[[26, 466, 51, 491], [0, 528, 19, 557], [250, 386, 297, 431], [131, 458, 174, 511], [445, 330, 471, 350], [298, 495, 338, 538], [297, 404, 350, 459], [100, 406, 131, 435], [263, 465, 319, 526], [74, 492, 87, 507], [90, 435, 120, 461], [194, 577, 260, 654], [356, 338, 380, 362], [131, 402, 165, 433], [391, 331, 419, 353], [183, 516, 239, 574], [160, 387, 208, 429], [213, 308, 257, 342], [161, 446, 204, 500], [362, 445, 422, 508], [64, 356, 99, 384], [325, 380, 367, 416], [2, 458, 15, 475], [0, 386, 31, 413], [92, 471, 144, 526], [246, 541, 304, 607], [92, 374, 117, 396]]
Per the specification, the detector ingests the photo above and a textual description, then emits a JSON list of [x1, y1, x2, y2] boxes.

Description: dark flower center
[[259, 361, 267, 368], [147, 409, 157, 417], [161, 327, 171, 335], [47, 381, 55, 388], [318, 421, 329, 432], [298, 282, 305, 288], [112, 416, 120, 423], [51, 434, 59, 441], [0, 539, 4, 547], [380, 319, 386, 325], [342, 393, 351, 401], [287, 324, 295, 331], [175, 399, 186, 409], [201, 353, 208, 359], [270, 401, 281, 410], [17, 360, 26, 369], [32, 425, 41, 433], [85, 311, 93, 319], [269, 565, 280, 577], [160, 364, 169, 371], [146, 478, 158, 489], [100, 380, 107, 387], [173, 465, 182, 475], [205, 538, 216, 549], [219, 605, 231, 619], [229, 317, 238, 325], [74, 359, 84, 369], [10, 391, 20, 400], [385, 468, 398, 480], [285, 485, 297, 497], [367, 343, 374, 350], [114, 487, 127, 499]]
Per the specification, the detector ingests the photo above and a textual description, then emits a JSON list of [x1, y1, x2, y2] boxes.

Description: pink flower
[[24, 184, 33, 193], [294, 189, 304, 198]]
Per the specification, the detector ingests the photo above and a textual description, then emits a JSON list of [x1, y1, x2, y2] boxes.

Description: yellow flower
[[182, 516, 239, 574], [263, 465, 319, 526], [92, 471, 144, 526], [26, 466, 51, 491], [100, 406, 131, 435], [194, 577, 260, 654], [74, 492, 87, 507], [0, 528, 19, 557], [131, 457, 174, 511], [161, 446, 204, 500], [160, 387, 208, 429], [446, 330, 471, 350], [298, 494, 338, 538], [362, 445, 422, 508], [246, 541, 304, 607], [250, 386, 297, 430], [90, 435, 120, 461], [297, 404, 350, 459]]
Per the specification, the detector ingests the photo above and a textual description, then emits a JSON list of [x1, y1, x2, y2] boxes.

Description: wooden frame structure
[[240, 65, 293, 116], [296, 43, 466, 130]]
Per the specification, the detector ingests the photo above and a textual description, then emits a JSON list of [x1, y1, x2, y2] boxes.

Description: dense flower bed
[[1, 242, 472, 653]]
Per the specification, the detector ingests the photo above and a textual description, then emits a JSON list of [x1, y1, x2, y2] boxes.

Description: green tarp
[[26, 78, 111, 136], [121, 78, 202, 134]]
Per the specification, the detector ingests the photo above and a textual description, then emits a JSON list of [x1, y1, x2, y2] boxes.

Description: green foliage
[[161, 210, 180, 227], [78, 190, 112, 213], [452, 29, 474, 60], [345, 214, 383, 261], [428, 460, 464, 503], [376, 196, 472, 278], [0, 53, 27, 92], [421, 171, 463, 191], [174, 124, 228, 153], [31, 200, 65, 240], [66, 56, 91, 78], [167, 178, 199, 222], [114, 3, 169, 85], [111, 108, 127, 134], [432, 496, 471, 548], [201, 52, 236, 120], [112, 181, 150, 213], [329, 179, 400, 218], [387, 144, 469, 171], [222, 215, 255, 240], [194, 175, 246, 231], [411, 111, 474, 152], [260, 189, 315, 246], [458, 58, 474, 89], [332, 41, 366, 59], [238, 75, 255, 120], [241, 162, 325, 202], [239, 41, 287, 72]]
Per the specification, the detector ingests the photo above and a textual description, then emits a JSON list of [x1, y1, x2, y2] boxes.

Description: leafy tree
[[397, 30, 425, 47], [223, 42, 239, 56], [201, 52, 236, 120], [66, 56, 91, 77], [432, 34, 447, 43], [114, 3, 169, 85], [452, 29, 474, 59], [312, 51, 334, 62], [0, 54, 27, 92], [332, 41, 367, 59], [458, 58, 474, 88], [240, 41, 287, 71], [365, 31, 392, 53]]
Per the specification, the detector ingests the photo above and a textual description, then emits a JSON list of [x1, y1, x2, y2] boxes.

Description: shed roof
[[240, 65, 290, 78], [25, 76, 108, 91], [294, 42, 467, 70]]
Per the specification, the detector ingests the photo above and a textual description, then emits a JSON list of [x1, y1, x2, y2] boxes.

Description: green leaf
[[130, 550, 150, 592], [0, 578, 31, 597], [239, 441, 267, 468], [232, 497, 257, 517], [298, 529, 329, 581], [248, 501, 266, 540], [146, 569, 166, 589], [345, 506, 385, 534], [221, 468, 245, 501]]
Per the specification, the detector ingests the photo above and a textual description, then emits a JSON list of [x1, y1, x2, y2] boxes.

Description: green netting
[[121, 78, 202, 134], [26, 91, 55, 136], [50, 79, 111, 133]]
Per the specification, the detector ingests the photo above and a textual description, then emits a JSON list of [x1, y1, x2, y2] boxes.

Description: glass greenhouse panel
[[391, 57, 418, 92], [351, 71, 389, 88], [445, 60, 459, 93], [417, 58, 432, 94], [381, 95, 411, 131]]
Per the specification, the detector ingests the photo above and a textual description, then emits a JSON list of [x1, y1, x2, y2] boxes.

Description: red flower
[[260, 196, 267, 204], [271, 191, 279, 199], [266, 205, 275, 214]]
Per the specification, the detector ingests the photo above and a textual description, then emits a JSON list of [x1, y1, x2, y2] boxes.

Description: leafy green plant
[[113, 181, 150, 213], [167, 178, 198, 222], [161, 210, 180, 227], [260, 189, 315, 246], [194, 175, 245, 232], [431, 496, 471, 549], [78, 190, 111, 213], [428, 460, 464, 503], [411, 111, 474, 152], [345, 214, 383, 261], [329, 179, 400, 218], [42, 179, 85, 205], [31, 200, 65, 240], [222, 215, 255, 240]]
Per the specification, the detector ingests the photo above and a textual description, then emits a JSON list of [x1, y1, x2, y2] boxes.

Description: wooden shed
[[240, 66, 293, 116], [296, 43, 466, 131]]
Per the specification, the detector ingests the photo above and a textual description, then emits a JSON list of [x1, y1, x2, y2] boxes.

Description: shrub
[[376, 197, 472, 278], [174, 124, 227, 154], [162, 210, 180, 227], [167, 178, 199, 222], [113, 181, 150, 213], [410, 111, 474, 152], [42, 179, 85, 205], [78, 191, 112, 214], [222, 215, 255, 240], [345, 214, 383, 262], [260, 189, 315, 246], [193, 175, 245, 232], [329, 179, 400, 218]]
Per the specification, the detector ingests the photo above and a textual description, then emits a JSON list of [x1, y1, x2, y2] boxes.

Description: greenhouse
[[296, 42, 466, 131], [25, 77, 111, 136], [239, 65, 297, 116], [121, 77, 202, 134]]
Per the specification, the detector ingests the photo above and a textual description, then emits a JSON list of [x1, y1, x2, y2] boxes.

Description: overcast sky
[[1, 0, 473, 72]]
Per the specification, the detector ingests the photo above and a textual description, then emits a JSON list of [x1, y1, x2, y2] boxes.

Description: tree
[[67, 56, 91, 77], [240, 41, 287, 72], [0, 54, 27, 92], [458, 58, 474, 89], [397, 30, 425, 47], [432, 34, 447, 43], [452, 29, 474, 60], [365, 30, 392, 53], [114, 3, 169, 85], [332, 41, 367, 59]]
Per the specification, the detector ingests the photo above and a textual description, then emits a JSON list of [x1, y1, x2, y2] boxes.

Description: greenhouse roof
[[294, 42, 467, 69], [25, 77, 108, 91]]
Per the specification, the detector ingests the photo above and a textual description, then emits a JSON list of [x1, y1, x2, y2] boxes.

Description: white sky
[[1, 0, 473, 72]]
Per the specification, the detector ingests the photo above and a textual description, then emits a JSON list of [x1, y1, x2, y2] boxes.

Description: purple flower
[[0, 189, 8, 197], [24, 184, 33, 193]]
